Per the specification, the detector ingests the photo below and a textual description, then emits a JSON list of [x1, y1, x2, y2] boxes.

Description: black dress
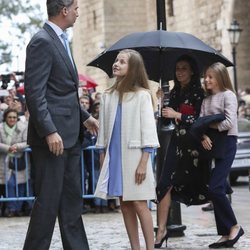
[[156, 83, 209, 206]]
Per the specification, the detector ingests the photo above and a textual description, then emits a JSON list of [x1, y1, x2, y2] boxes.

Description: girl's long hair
[[204, 62, 235, 95], [108, 49, 150, 101]]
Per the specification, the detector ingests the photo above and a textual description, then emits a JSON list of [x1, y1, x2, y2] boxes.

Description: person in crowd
[[155, 55, 205, 248], [8, 87, 17, 100], [3, 95, 14, 107], [93, 91, 102, 102], [95, 49, 159, 250], [12, 97, 25, 116], [0, 109, 32, 217], [82, 129, 109, 213], [80, 95, 91, 112], [241, 87, 250, 105], [81, 86, 90, 97], [0, 102, 8, 123], [238, 99, 247, 118], [9, 87, 25, 106], [199, 62, 244, 248], [2, 92, 25, 115], [23, 0, 98, 249], [244, 104, 250, 120], [91, 100, 100, 119]]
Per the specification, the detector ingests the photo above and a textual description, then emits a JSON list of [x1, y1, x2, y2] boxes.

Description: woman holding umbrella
[[94, 49, 159, 250], [155, 55, 205, 248]]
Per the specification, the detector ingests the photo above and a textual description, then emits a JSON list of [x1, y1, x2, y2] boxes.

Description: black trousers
[[208, 136, 238, 235], [23, 141, 89, 250]]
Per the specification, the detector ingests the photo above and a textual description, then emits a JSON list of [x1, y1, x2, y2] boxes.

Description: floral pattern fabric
[[156, 84, 209, 206]]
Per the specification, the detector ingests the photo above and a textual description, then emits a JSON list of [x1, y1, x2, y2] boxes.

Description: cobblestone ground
[[0, 177, 249, 250]]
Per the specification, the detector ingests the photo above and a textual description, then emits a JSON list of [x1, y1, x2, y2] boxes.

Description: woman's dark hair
[[3, 108, 18, 122], [47, 0, 74, 17], [173, 55, 201, 88]]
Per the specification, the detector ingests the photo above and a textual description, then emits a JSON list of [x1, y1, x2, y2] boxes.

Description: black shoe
[[154, 232, 169, 249], [225, 227, 244, 247], [208, 241, 227, 248], [202, 203, 214, 211]]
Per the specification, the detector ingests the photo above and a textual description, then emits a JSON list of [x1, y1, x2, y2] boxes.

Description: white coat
[[94, 89, 160, 201]]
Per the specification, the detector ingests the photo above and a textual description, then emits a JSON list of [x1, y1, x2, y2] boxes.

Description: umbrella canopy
[[87, 30, 233, 82], [78, 74, 98, 89]]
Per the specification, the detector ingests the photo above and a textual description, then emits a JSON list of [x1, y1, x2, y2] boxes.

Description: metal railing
[[0, 147, 157, 202], [1, 148, 33, 202]]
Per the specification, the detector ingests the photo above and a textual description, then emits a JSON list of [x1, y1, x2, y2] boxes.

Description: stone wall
[[232, 0, 250, 91]]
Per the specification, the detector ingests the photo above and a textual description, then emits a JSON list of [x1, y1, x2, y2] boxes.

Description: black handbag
[[9, 155, 26, 171]]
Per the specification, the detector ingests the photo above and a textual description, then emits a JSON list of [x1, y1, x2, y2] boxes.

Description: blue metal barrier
[[0, 146, 157, 203], [1, 148, 34, 202], [0, 146, 102, 202], [81, 145, 100, 199]]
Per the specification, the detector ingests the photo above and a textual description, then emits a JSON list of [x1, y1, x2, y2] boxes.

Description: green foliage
[[0, 0, 44, 65]]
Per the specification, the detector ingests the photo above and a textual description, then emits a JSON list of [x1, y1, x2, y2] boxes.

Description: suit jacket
[[25, 23, 89, 148]]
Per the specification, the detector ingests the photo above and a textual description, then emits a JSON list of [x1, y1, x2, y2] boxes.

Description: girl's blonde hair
[[204, 62, 235, 95], [108, 49, 150, 101]]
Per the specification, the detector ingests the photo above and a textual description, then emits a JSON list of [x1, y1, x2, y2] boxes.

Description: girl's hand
[[201, 134, 212, 150], [135, 152, 149, 185], [135, 162, 147, 185]]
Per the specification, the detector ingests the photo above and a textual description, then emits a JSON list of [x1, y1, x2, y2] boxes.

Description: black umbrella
[[87, 30, 233, 82]]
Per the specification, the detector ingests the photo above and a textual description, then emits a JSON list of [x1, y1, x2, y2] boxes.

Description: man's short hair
[[46, 0, 74, 17]]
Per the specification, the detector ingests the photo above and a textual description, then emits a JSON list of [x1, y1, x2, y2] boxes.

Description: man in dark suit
[[23, 1, 98, 249]]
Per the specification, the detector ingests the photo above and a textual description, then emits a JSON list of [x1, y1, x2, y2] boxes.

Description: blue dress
[[107, 103, 154, 197], [108, 104, 123, 196]]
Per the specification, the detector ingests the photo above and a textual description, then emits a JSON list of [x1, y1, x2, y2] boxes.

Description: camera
[[0, 74, 12, 89], [0, 72, 24, 89]]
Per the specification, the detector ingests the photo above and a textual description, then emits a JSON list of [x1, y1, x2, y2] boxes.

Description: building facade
[[73, 0, 250, 92]]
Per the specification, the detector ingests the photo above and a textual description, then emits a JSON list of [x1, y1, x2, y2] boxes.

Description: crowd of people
[[0, 83, 33, 218]]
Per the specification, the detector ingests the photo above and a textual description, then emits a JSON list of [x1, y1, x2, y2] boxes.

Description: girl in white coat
[[95, 49, 159, 250]]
